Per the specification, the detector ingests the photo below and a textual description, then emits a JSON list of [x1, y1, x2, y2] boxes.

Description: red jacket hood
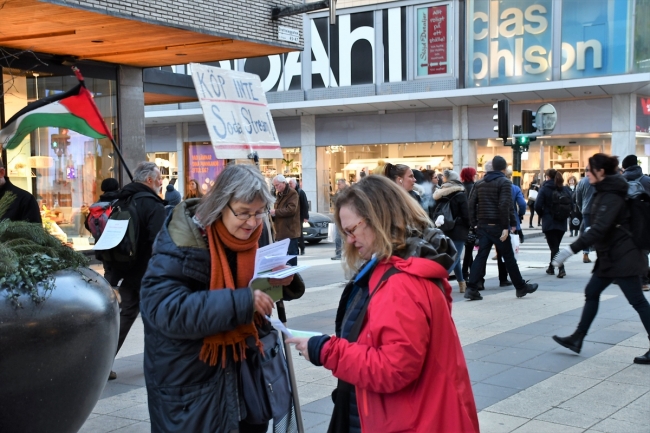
[[373, 256, 453, 308]]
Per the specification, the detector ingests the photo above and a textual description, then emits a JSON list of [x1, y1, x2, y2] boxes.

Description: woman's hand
[[253, 290, 274, 316], [269, 265, 294, 287], [286, 337, 310, 361]]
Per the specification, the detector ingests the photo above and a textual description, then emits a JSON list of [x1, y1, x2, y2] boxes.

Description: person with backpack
[[432, 170, 470, 293], [551, 153, 650, 365], [104, 161, 166, 380], [535, 169, 572, 278], [621, 155, 650, 291], [85, 177, 120, 282], [286, 175, 479, 433]]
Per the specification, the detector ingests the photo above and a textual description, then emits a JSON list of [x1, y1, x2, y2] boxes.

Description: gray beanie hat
[[443, 169, 460, 182]]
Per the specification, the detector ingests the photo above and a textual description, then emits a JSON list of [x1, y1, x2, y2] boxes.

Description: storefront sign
[[467, 0, 632, 86], [187, 143, 225, 194], [190, 63, 283, 159], [417, 5, 449, 76]]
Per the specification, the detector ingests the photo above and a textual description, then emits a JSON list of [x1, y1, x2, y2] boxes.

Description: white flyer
[[92, 219, 129, 250]]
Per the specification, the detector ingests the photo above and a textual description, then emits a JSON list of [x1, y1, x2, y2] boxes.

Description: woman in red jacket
[[287, 175, 479, 433]]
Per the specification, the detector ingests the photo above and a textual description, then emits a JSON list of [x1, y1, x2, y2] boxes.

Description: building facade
[[0, 0, 302, 248], [144, 0, 650, 213]]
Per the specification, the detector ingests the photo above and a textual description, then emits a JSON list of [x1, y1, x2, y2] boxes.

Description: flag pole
[[71, 67, 133, 182]]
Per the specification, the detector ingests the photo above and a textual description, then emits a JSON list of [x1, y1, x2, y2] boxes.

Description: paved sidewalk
[[82, 238, 650, 433]]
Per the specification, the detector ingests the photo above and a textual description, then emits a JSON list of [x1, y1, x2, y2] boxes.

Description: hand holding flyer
[[249, 239, 309, 301]]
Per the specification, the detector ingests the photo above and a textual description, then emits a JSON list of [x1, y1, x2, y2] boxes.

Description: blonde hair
[[372, 159, 386, 176], [334, 175, 432, 272]]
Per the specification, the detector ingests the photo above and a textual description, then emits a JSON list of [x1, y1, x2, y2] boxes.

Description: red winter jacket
[[320, 256, 479, 433]]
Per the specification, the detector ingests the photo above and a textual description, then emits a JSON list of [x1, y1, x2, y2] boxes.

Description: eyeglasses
[[227, 203, 269, 221], [342, 220, 365, 238]]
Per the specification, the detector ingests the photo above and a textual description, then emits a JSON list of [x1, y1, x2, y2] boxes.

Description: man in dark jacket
[[465, 156, 538, 300], [108, 161, 166, 380], [271, 175, 300, 266], [575, 170, 596, 263], [0, 158, 41, 223], [289, 177, 309, 255], [622, 155, 650, 193]]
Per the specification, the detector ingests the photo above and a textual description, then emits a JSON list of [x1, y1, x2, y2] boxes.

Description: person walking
[[289, 177, 309, 255], [330, 179, 348, 260], [287, 175, 479, 433], [85, 177, 121, 285], [271, 175, 301, 266], [460, 167, 477, 281], [567, 176, 581, 237], [535, 169, 572, 278], [551, 153, 650, 365], [140, 164, 305, 432], [527, 175, 541, 228], [108, 162, 166, 380], [464, 156, 538, 301], [383, 162, 420, 204], [432, 169, 470, 293], [575, 169, 596, 263], [0, 158, 41, 223]]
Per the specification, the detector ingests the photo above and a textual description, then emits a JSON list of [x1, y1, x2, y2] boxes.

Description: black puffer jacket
[[570, 175, 647, 278], [140, 200, 253, 433], [535, 180, 571, 233], [468, 171, 515, 230], [432, 182, 470, 241]]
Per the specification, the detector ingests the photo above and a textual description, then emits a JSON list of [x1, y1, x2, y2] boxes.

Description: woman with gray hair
[[140, 164, 305, 432]]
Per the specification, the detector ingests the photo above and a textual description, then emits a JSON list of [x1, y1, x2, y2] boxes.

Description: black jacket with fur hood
[[432, 181, 470, 241]]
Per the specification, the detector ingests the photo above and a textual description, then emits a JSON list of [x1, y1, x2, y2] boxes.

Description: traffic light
[[521, 109, 537, 142], [493, 99, 509, 142], [50, 133, 71, 150]]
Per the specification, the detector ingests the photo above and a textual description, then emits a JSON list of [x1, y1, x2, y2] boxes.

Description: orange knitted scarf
[[199, 219, 264, 367]]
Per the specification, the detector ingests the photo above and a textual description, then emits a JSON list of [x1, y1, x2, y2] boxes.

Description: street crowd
[[1, 151, 649, 433]]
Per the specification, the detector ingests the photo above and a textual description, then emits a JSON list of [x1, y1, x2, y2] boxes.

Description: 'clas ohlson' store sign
[[468, 0, 633, 87]]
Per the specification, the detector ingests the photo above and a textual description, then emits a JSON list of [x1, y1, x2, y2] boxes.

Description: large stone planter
[[0, 267, 119, 433]]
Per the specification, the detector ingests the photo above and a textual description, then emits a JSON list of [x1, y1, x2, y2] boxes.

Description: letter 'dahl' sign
[[190, 63, 283, 159]]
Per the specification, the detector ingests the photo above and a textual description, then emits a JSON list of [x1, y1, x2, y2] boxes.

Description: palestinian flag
[[0, 81, 113, 150]]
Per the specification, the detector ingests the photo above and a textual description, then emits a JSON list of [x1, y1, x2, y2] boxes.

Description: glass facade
[[2, 69, 117, 249]]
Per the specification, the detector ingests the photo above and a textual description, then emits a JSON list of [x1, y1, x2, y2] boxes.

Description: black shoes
[[552, 331, 585, 354], [557, 267, 566, 278], [529, 225, 534, 229], [546, 265, 555, 275], [516, 283, 538, 298], [464, 288, 483, 301], [108, 370, 117, 381], [499, 280, 513, 287], [300, 249, 305, 256], [331, 256, 341, 260], [634, 349, 650, 364]]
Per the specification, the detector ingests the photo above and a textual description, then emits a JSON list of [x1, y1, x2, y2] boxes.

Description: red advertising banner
[[427, 6, 447, 75]]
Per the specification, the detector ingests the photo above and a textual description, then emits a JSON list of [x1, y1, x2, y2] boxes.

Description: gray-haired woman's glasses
[[227, 203, 269, 221]]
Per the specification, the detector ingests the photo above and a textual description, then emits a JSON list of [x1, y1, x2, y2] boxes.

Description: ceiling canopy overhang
[[0, 0, 295, 68]]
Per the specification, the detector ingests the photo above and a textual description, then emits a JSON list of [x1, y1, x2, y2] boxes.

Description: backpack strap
[[347, 266, 402, 343]]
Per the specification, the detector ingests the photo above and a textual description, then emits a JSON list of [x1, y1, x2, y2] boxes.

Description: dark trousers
[[545, 230, 565, 266], [577, 275, 650, 336], [468, 226, 525, 290], [287, 237, 299, 266], [462, 242, 474, 280], [298, 229, 305, 253], [239, 420, 269, 433], [528, 202, 540, 226], [116, 278, 141, 354], [580, 214, 591, 254]]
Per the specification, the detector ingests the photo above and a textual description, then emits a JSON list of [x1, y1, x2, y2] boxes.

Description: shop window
[[634, 0, 650, 73], [3, 69, 116, 249]]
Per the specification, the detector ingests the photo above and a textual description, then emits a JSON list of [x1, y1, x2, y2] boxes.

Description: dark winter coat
[[432, 182, 470, 241], [468, 171, 515, 230], [273, 186, 301, 240], [622, 165, 650, 194], [462, 181, 475, 198], [535, 180, 572, 233], [296, 186, 309, 221], [575, 176, 596, 216], [570, 175, 647, 278], [0, 178, 41, 223], [140, 200, 252, 433], [110, 182, 166, 284]]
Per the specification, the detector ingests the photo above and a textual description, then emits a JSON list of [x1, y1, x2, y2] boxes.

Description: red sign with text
[[427, 6, 447, 75]]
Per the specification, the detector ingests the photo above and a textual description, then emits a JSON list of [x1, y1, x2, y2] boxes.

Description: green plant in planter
[[478, 155, 485, 167], [0, 213, 88, 308], [555, 146, 566, 159]]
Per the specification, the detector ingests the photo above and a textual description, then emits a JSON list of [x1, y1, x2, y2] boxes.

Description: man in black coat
[[289, 177, 309, 255], [464, 156, 538, 301], [108, 161, 166, 380], [0, 158, 41, 223], [622, 155, 650, 193]]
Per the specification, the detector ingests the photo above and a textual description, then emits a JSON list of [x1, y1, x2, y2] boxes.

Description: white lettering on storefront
[[338, 14, 375, 87], [473, 3, 602, 81]]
